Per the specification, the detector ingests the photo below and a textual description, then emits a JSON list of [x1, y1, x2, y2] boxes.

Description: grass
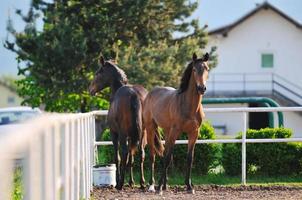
[[13, 167, 23, 200], [129, 170, 302, 187]]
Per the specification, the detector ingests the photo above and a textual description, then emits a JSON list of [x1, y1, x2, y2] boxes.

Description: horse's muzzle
[[196, 84, 206, 95]]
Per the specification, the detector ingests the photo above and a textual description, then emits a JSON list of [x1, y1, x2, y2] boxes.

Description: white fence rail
[[94, 107, 302, 185], [0, 113, 95, 200], [1, 107, 302, 200]]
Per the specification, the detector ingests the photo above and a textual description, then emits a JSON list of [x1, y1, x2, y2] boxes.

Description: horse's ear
[[99, 54, 105, 66], [192, 52, 197, 61], [203, 52, 209, 62]]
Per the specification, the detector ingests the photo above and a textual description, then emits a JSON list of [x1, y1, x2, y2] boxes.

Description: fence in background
[[1, 107, 302, 200], [94, 107, 302, 185]]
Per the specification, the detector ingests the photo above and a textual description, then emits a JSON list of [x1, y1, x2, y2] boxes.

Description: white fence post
[[0, 155, 13, 200], [242, 112, 247, 185]]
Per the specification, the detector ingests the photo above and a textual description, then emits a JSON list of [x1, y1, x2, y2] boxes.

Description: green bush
[[96, 129, 114, 164], [172, 121, 220, 175], [222, 127, 302, 176]]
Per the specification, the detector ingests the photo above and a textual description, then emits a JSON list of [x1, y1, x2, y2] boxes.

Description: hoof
[[148, 184, 156, 192], [162, 184, 169, 191], [157, 190, 163, 196], [140, 184, 146, 190], [187, 189, 195, 194], [115, 184, 123, 190], [128, 181, 135, 187]]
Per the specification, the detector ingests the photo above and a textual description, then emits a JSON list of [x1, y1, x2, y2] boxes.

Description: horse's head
[[89, 55, 115, 96], [192, 52, 209, 95]]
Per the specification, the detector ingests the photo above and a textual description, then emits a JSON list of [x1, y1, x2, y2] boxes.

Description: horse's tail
[[129, 94, 143, 152], [153, 128, 164, 157]]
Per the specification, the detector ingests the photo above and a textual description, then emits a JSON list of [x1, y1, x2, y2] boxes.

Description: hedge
[[222, 127, 302, 176], [96, 121, 220, 175]]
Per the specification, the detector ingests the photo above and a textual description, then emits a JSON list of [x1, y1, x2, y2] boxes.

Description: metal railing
[[207, 73, 302, 105], [0, 113, 95, 200], [1, 107, 302, 200], [94, 107, 302, 185]]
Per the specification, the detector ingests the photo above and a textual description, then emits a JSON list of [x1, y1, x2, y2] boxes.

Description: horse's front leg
[[185, 131, 198, 194]]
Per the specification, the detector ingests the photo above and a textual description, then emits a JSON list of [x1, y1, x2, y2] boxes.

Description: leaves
[[5, 0, 216, 112]]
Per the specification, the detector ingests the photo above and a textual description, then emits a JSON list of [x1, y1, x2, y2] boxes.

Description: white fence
[[1, 107, 302, 200], [0, 113, 95, 200], [94, 107, 302, 185]]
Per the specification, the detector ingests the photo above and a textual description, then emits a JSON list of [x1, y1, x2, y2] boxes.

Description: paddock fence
[[0, 113, 96, 200], [0, 107, 302, 200], [94, 107, 302, 185]]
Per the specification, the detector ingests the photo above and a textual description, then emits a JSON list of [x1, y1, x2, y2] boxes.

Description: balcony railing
[[207, 73, 302, 105]]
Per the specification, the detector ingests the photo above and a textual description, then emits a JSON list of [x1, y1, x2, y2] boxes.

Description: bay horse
[[89, 55, 148, 190], [143, 52, 209, 194]]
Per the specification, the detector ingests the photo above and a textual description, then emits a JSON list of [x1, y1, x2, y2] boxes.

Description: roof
[[209, 2, 302, 36]]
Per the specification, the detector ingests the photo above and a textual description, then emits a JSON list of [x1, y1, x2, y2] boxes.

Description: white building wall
[[208, 9, 302, 86], [205, 8, 302, 138], [204, 103, 248, 136]]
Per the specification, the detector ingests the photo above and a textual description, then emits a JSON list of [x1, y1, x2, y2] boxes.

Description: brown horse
[[89, 55, 148, 190], [143, 52, 209, 194]]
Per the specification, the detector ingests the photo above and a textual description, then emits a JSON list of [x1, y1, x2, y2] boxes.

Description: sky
[[0, 0, 301, 77]]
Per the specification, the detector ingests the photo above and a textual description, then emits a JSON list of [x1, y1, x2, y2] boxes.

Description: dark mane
[[178, 62, 193, 94], [107, 61, 128, 85]]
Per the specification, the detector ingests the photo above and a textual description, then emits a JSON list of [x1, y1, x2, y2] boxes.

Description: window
[[7, 97, 15, 104], [261, 54, 274, 68]]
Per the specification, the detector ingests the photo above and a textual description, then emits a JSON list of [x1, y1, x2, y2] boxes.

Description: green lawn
[[130, 171, 302, 187]]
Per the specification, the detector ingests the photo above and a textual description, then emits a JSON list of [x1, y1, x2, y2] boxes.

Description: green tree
[[5, 0, 216, 112]]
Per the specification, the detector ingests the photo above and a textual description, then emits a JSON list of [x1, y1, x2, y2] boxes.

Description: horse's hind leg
[[111, 132, 120, 188], [158, 128, 179, 195], [145, 123, 157, 192], [139, 130, 147, 189], [128, 149, 135, 187], [116, 136, 128, 190]]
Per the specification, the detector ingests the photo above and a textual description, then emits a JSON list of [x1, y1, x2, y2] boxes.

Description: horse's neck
[[110, 80, 125, 101], [182, 73, 202, 113]]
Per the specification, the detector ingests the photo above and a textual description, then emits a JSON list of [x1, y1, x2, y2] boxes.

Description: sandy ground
[[93, 185, 302, 200]]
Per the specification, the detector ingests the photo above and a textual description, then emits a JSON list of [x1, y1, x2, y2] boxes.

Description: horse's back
[[109, 86, 140, 129], [143, 86, 177, 127], [146, 86, 176, 101], [109, 85, 147, 147]]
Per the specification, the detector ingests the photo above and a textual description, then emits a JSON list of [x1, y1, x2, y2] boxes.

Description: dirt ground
[[93, 185, 302, 200]]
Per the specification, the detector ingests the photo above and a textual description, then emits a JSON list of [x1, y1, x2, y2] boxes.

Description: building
[[204, 2, 302, 136], [0, 79, 23, 108]]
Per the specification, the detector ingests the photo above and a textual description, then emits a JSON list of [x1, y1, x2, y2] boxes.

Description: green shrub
[[222, 143, 241, 176], [96, 129, 114, 164], [172, 121, 220, 175], [222, 127, 302, 176]]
